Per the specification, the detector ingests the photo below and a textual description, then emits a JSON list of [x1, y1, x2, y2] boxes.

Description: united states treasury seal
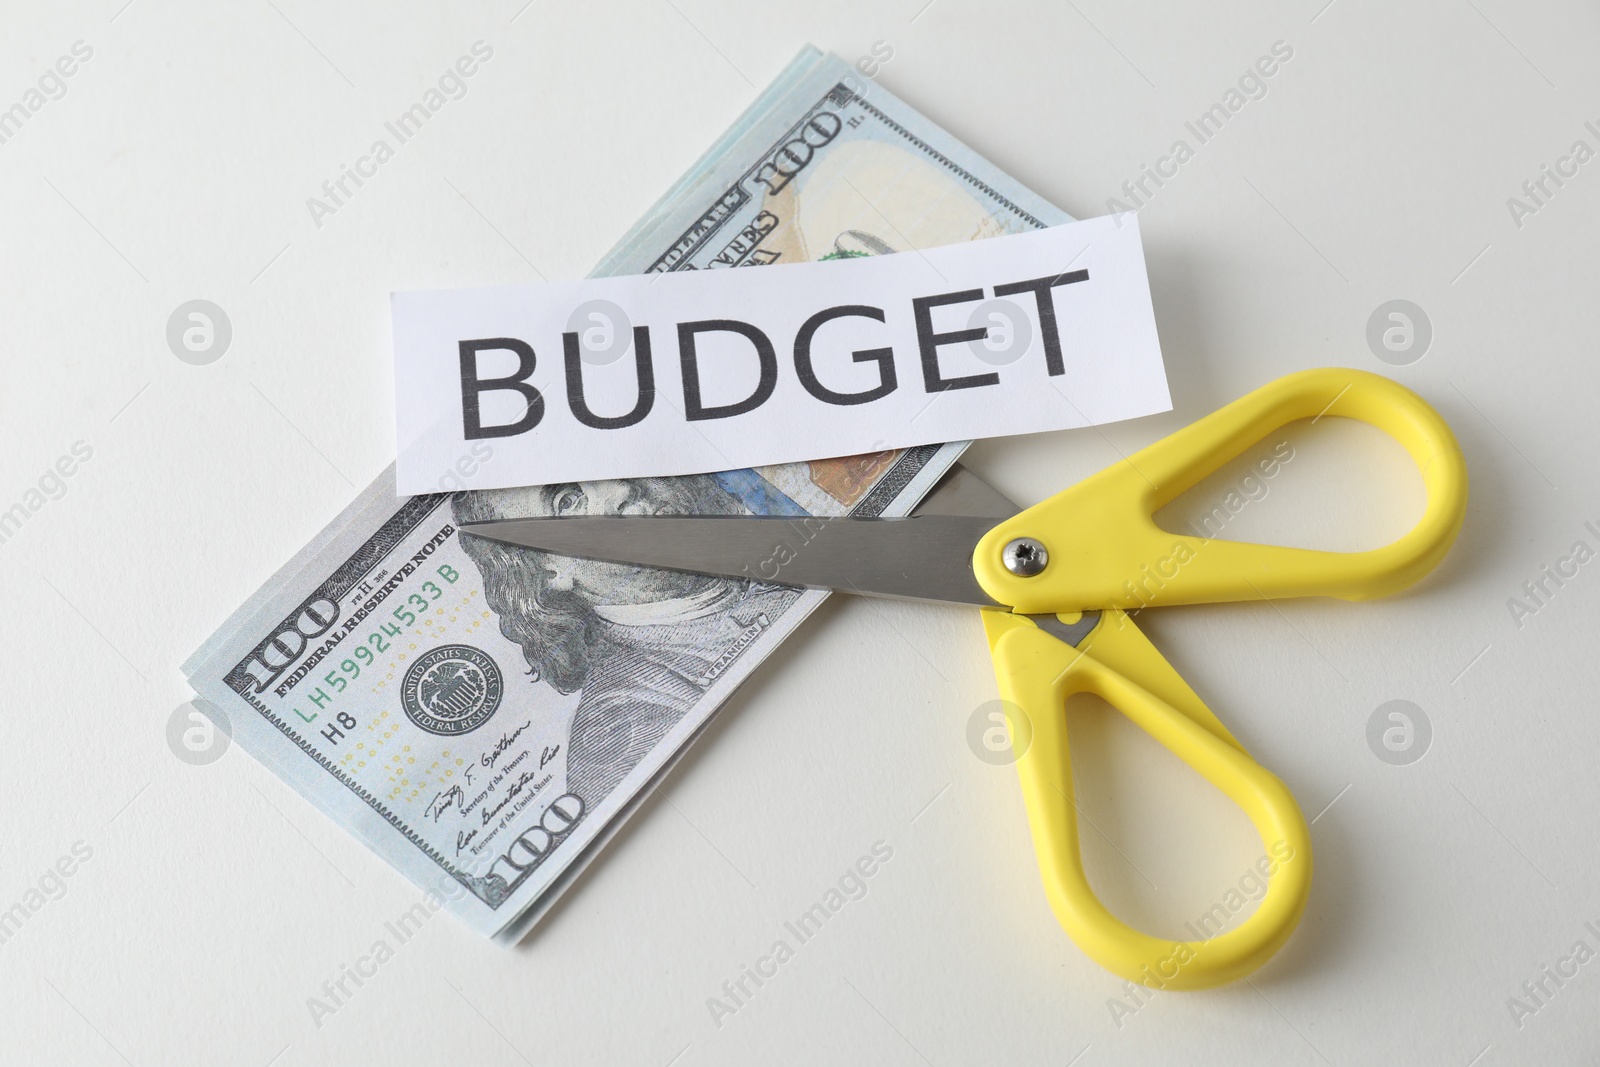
[[401, 644, 503, 736]]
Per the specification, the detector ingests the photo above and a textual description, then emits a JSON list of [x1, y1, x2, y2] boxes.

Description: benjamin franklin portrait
[[452, 476, 801, 803]]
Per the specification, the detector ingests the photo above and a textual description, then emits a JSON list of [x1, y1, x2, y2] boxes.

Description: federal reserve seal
[[401, 644, 503, 736]]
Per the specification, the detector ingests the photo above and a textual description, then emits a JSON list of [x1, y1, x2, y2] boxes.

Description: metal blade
[[459, 463, 1017, 607], [910, 462, 1021, 519]]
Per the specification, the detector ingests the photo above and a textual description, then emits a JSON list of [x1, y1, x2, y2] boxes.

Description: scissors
[[461, 368, 1467, 989]]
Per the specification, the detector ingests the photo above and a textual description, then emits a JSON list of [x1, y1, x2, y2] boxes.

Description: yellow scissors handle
[[981, 609, 1312, 991], [969, 369, 1465, 988], [973, 368, 1469, 613]]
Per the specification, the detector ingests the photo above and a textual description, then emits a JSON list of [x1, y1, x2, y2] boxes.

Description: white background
[[2, 1, 1597, 1064]]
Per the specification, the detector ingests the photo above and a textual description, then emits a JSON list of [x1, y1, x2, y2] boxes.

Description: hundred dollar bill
[[184, 46, 1073, 940]]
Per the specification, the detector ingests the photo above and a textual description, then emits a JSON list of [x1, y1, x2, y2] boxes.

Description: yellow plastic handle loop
[[983, 610, 1312, 990], [974, 368, 1469, 614]]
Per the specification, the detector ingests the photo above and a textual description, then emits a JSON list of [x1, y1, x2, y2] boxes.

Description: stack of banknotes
[[184, 46, 1071, 943]]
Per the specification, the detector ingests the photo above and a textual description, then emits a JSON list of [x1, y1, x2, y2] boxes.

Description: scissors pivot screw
[[1002, 537, 1049, 577]]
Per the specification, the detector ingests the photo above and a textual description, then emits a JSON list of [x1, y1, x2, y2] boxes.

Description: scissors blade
[[458, 465, 1016, 607]]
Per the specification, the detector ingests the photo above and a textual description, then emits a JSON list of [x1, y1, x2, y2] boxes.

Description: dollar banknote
[[184, 46, 1072, 941]]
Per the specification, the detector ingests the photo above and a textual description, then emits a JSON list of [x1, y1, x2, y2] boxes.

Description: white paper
[[391, 213, 1169, 493]]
